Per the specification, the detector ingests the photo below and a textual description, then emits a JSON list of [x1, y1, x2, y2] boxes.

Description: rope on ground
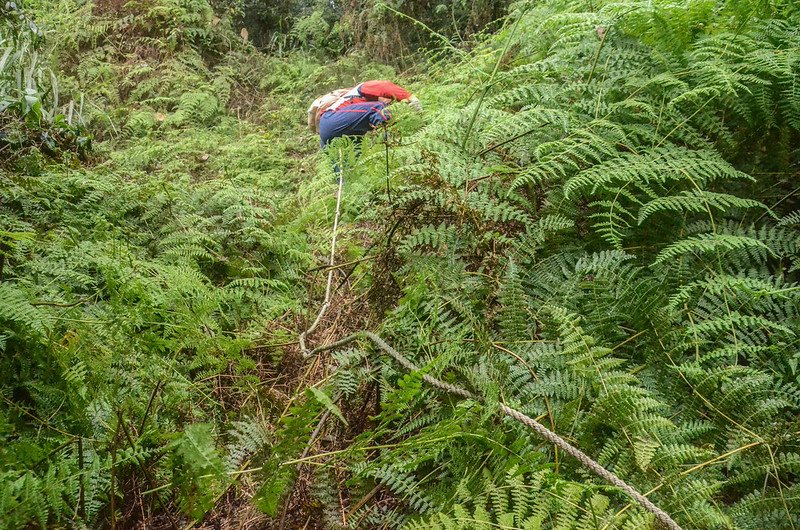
[[293, 156, 681, 529], [305, 331, 684, 530], [299, 172, 345, 356]]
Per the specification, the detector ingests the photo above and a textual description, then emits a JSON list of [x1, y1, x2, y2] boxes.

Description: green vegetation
[[2, 0, 799, 528]]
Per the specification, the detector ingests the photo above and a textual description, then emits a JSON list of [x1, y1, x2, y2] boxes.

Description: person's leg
[[318, 112, 337, 149], [319, 131, 332, 149], [319, 108, 372, 181]]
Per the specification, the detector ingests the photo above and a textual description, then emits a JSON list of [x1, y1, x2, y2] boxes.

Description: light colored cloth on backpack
[[307, 88, 351, 133]]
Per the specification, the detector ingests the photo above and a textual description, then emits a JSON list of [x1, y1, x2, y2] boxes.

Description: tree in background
[[210, 0, 510, 60]]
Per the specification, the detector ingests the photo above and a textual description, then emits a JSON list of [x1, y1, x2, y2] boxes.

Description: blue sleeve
[[368, 105, 391, 127]]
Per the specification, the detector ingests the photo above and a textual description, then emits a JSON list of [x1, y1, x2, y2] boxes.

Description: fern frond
[[638, 190, 770, 224], [654, 233, 772, 265]]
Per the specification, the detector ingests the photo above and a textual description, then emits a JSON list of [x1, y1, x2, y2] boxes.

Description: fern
[[653, 233, 772, 265], [638, 190, 770, 224], [170, 423, 227, 519], [495, 258, 531, 342], [0, 283, 49, 336], [5, 0, 800, 528], [225, 418, 273, 470]]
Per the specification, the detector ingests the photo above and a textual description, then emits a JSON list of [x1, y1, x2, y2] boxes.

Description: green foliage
[[217, 0, 511, 60], [0, 1, 322, 526], [170, 423, 227, 518], [495, 258, 531, 341], [0, 2, 90, 161], [331, 0, 800, 528], [4, 0, 800, 528], [405, 468, 634, 530], [252, 397, 323, 516], [1, 2, 50, 120]]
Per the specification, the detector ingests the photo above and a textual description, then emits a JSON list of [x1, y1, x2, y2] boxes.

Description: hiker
[[309, 80, 422, 148]]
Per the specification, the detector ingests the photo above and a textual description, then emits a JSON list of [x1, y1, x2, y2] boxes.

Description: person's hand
[[406, 95, 423, 112]]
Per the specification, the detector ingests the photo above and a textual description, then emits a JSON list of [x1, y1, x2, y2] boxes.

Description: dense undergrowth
[[2, 0, 800, 528]]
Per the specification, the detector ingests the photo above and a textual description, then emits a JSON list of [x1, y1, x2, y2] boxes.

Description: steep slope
[[1, 1, 401, 527], [2, 0, 800, 529], [303, 1, 800, 528]]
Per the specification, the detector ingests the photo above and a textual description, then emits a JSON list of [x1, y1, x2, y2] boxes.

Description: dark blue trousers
[[319, 102, 391, 147]]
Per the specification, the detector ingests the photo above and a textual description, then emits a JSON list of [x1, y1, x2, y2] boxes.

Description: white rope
[[293, 155, 682, 530], [299, 171, 344, 356], [306, 332, 684, 530]]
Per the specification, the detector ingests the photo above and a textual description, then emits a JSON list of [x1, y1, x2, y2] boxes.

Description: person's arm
[[368, 104, 392, 128]]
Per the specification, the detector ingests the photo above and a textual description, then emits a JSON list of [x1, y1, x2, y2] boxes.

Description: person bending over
[[314, 80, 422, 148]]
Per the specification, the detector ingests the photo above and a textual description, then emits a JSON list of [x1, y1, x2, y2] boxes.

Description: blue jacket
[[319, 102, 391, 147]]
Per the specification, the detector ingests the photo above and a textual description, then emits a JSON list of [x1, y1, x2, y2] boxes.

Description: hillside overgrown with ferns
[[2, 0, 800, 528]]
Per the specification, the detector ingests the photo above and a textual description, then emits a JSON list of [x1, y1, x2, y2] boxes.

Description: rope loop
[[296, 153, 683, 530], [299, 165, 345, 357], [304, 332, 684, 530]]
